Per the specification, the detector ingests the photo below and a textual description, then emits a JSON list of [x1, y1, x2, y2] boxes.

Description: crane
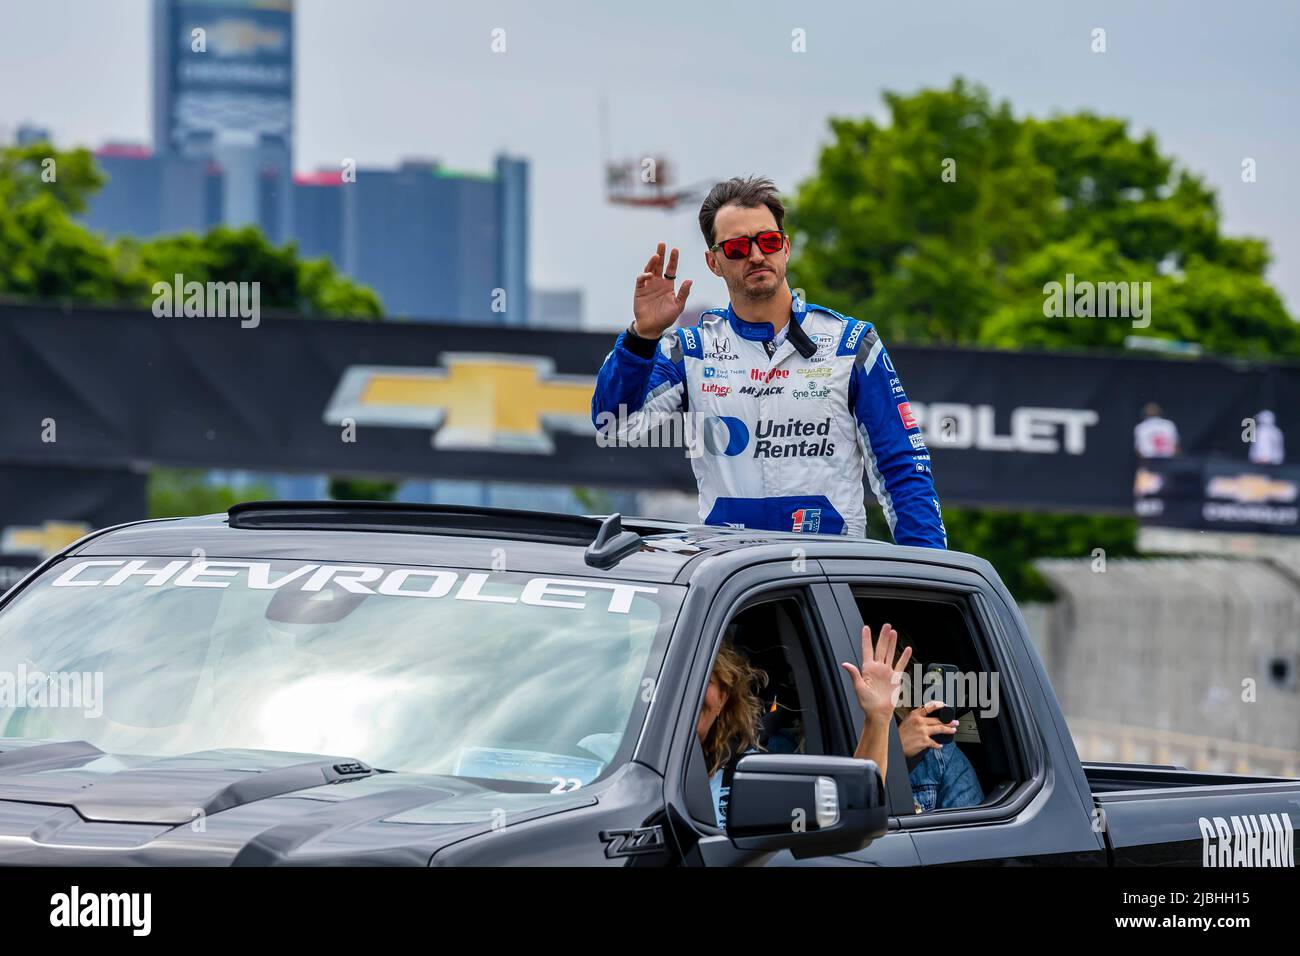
[[599, 91, 711, 211]]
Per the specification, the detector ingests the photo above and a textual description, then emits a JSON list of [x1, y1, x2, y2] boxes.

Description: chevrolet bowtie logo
[[323, 354, 597, 453], [1133, 468, 1164, 497], [1206, 473, 1297, 504], [1, 521, 91, 557]]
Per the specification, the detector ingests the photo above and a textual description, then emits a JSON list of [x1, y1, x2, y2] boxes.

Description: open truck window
[[851, 588, 1026, 819]]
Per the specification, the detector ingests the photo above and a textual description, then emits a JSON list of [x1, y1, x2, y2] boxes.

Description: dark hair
[[698, 176, 785, 248], [702, 641, 769, 776]]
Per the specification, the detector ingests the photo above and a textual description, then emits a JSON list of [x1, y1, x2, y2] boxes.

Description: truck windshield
[[0, 557, 681, 788]]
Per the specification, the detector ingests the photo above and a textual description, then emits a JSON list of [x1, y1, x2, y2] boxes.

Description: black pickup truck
[[0, 501, 1294, 867]]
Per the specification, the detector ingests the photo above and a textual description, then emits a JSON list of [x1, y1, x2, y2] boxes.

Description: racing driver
[[591, 175, 946, 547]]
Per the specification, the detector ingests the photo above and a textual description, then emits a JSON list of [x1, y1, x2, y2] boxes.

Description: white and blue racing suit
[[591, 299, 946, 548]]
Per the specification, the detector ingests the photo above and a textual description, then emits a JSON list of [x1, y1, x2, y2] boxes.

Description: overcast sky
[[2, 0, 1296, 329]]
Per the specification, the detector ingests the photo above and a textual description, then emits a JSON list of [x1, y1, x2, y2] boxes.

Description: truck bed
[[1082, 762, 1299, 865], [1083, 761, 1296, 794]]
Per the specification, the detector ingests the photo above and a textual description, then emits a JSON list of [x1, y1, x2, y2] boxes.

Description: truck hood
[[0, 739, 595, 865]]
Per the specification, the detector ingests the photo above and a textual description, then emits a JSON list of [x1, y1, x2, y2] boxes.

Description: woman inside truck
[[697, 641, 768, 828], [700, 624, 908, 829]]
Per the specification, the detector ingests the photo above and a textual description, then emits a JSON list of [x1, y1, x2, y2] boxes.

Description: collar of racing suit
[[723, 298, 818, 360]]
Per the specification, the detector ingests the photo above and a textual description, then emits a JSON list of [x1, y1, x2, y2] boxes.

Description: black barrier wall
[[0, 462, 147, 580], [1, 302, 1297, 516]]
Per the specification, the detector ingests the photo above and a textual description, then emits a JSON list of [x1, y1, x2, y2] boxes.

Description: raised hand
[[632, 242, 693, 338], [840, 623, 912, 721]]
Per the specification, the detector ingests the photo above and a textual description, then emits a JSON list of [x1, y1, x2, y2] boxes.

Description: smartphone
[[922, 662, 959, 740]]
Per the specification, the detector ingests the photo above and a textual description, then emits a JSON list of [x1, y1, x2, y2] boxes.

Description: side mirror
[[725, 754, 887, 859]]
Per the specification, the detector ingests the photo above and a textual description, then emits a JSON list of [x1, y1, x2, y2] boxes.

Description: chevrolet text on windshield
[[49, 560, 658, 614]]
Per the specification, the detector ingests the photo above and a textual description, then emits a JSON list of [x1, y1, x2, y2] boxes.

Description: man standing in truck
[[591, 176, 945, 547]]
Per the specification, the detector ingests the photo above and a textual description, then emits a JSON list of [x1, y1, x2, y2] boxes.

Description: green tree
[[0, 141, 384, 318], [116, 226, 384, 319], [790, 79, 1298, 359], [938, 508, 1140, 602], [792, 80, 1297, 599], [328, 477, 398, 501], [790, 80, 1057, 344], [148, 469, 274, 519], [0, 142, 135, 302]]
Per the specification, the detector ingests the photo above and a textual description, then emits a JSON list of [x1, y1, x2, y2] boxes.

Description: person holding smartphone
[[895, 654, 985, 812]]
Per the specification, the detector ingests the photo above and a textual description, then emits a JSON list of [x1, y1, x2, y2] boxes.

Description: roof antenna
[[584, 513, 643, 569]]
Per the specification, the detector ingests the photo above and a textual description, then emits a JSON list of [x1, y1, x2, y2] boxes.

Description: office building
[[81, 144, 223, 238], [152, 0, 294, 239]]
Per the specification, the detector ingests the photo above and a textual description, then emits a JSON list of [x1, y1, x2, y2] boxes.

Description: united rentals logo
[[699, 416, 750, 456], [754, 418, 835, 458], [323, 355, 594, 453]]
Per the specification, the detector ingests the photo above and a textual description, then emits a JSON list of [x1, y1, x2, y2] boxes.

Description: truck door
[[665, 564, 920, 866], [820, 560, 1108, 866]]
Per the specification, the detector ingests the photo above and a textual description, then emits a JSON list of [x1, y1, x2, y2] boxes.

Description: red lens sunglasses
[[710, 229, 786, 260]]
